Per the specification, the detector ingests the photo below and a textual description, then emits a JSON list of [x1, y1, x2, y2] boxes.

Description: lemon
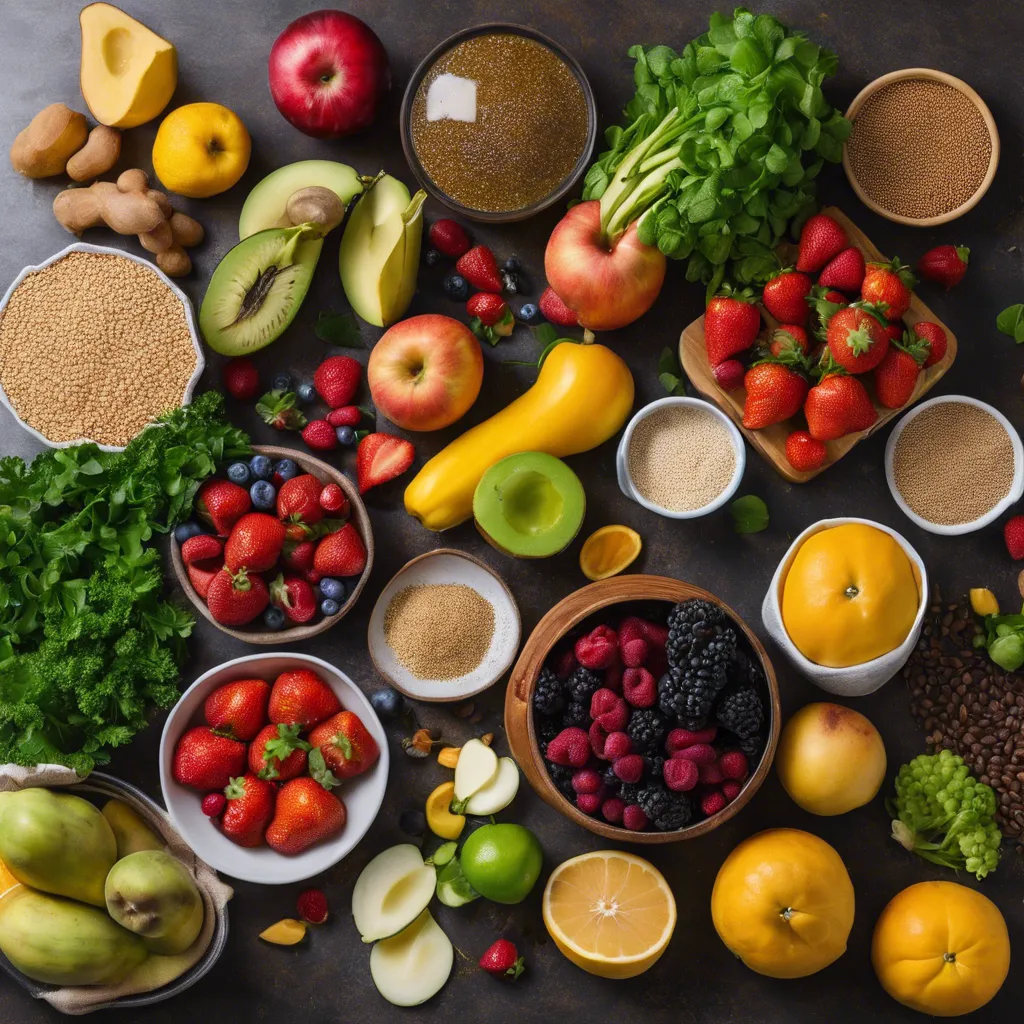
[[152, 102, 251, 198], [542, 850, 676, 979], [579, 525, 642, 581]]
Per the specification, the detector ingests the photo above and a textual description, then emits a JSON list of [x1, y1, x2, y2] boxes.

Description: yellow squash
[[405, 341, 634, 531]]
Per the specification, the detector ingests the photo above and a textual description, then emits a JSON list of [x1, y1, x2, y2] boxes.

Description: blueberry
[[424, 248, 441, 268], [442, 273, 469, 301], [249, 454, 273, 480], [297, 382, 316, 403], [501, 270, 519, 295], [399, 808, 426, 837], [274, 458, 299, 482], [321, 598, 341, 617], [335, 425, 356, 446], [371, 687, 406, 718], [272, 371, 293, 392], [250, 479, 276, 510], [263, 606, 286, 631], [517, 302, 538, 322], [503, 255, 521, 273], [319, 577, 345, 601], [173, 521, 203, 544]]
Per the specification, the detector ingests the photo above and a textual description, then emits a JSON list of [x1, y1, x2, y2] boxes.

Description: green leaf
[[730, 495, 769, 534], [308, 746, 342, 790], [314, 310, 364, 347], [532, 323, 559, 347], [996, 304, 1024, 343]]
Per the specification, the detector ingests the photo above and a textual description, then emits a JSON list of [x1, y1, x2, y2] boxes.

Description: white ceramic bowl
[[884, 395, 1023, 536], [159, 653, 388, 885], [615, 397, 745, 519], [0, 242, 204, 452], [761, 517, 928, 697]]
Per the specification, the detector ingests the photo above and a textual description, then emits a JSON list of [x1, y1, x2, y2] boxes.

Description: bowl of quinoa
[[0, 242, 203, 451], [616, 397, 745, 519]]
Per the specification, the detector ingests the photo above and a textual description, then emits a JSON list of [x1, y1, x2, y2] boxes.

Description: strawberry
[[873, 340, 926, 410], [277, 474, 325, 526], [301, 420, 338, 451], [467, 292, 514, 343], [906, 321, 947, 368], [221, 774, 275, 848], [1004, 515, 1024, 560], [762, 270, 812, 325], [296, 888, 329, 925], [249, 723, 310, 781], [356, 432, 414, 493], [318, 482, 349, 516], [741, 362, 808, 430], [308, 711, 380, 781], [429, 218, 471, 258], [314, 355, 361, 408], [201, 793, 226, 818], [917, 245, 969, 290], [326, 406, 361, 428], [223, 357, 259, 401], [195, 479, 251, 536], [826, 305, 890, 373], [204, 678, 270, 742], [180, 534, 222, 565], [456, 245, 502, 293], [256, 390, 307, 431], [538, 286, 579, 327], [861, 258, 915, 320], [817, 247, 865, 293], [187, 562, 220, 600], [269, 573, 318, 624], [785, 430, 827, 473], [265, 777, 346, 855], [282, 538, 316, 575], [313, 523, 367, 577], [713, 358, 746, 391], [172, 727, 246, 791], [882, 322, 904, 344], [224, 513, 286, 573], [479, 939, 525, 980], [804, 372, 878, 441], [768, 324, 809, 359], [796, 213, 848, 273], [206, 567, 270, 626], [269, 669, 342, 730], [704, 292, 761, 365]]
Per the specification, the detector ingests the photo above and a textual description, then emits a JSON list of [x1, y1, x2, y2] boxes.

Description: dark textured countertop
[[1, 1, 1022, 1021]]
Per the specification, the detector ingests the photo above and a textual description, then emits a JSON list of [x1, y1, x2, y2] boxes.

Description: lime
[[460, 823, 543, 904]]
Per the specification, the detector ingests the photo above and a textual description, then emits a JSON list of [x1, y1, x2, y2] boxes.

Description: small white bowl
[[0, 242, 204, 452], [884, 395, 1024, 536], [761, 517, 928, 697], [368, 548, 521, 702], [159, 652, 389, 885], [615, 396, 745, 519]]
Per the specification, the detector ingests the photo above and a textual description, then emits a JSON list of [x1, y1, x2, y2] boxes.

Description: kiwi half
[[199, 226, 322, 356]]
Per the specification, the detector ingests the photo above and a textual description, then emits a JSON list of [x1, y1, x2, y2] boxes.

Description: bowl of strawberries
[[170, 445, 373, 642], [159, 652, 389, 884]]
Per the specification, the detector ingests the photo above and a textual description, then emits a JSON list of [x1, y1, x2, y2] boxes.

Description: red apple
[[368, 315, 483, 432], [268, 10, 390, 139], [544, 200, 667, 331]]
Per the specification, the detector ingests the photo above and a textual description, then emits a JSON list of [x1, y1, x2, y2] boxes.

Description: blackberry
[[568, 667, 601, 705], [645, 755, 665, 780], [657, 628, 736, 726], [602, 764, 621, 790], [637, 782, 693, 831], [547, 763, 575, 799], [533, 667, 566, 716], [562, 701, 590, 729], [535, 714, 560, 748], [618, 782, 641, 808], [715, 683, 764, 739], [627, 708, 668, 755], [666, 599, 726, 665], [738, 731, 766, 763]]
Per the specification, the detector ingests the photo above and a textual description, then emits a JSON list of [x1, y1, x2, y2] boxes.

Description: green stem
[[605, 157, 685, 240]]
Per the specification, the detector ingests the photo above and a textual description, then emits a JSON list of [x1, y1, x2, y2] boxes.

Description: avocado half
[[473, 452, 586, 559]]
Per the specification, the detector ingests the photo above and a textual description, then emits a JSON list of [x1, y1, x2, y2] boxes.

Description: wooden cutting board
[[678, 206, 958, 483]]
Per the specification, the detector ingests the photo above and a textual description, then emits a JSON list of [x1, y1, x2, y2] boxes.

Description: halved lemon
[[579, 525, 642, 581], [542, 850, 676, 979]]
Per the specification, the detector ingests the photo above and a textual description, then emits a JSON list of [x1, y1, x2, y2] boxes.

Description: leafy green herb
[[729, 494, 769, 533], [308, 746, 341, 789], [582, 7, 849, 288], [256, 390, 307, 430], [314, 310, 364, 347], [974, 609, 1024, 671], [996, 304, 1024, 343], [0, 392, 249, 773], [658, 346, 688, 395]]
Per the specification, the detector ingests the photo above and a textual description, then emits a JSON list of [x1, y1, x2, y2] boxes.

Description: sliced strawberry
[[356, 433, 415, 493]]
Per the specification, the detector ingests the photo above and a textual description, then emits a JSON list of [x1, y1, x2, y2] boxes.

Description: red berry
[[318, 483, 349, 515], [588, 720, 609, 759], [201, 792, 226, 817], [602, 731, 632, 760], [622, 667, 656, 708], [785, 430, 827, 473], [301, 420, 338, 451], [223, 357, 259, 401], [601, 797, 625, 824], [296, 888, 329, 924], [326, 405, 361, 428], [713, 358, 746, 392], [572, 768, 603, 794], [665, 727, 717, 753], [612, 754, 644, 784], [700, 789, 728, 816], [663, 757, 699, 792], [545, 727, 590, 767], [698, 762, 725, 785], [429, 219, 471, 258], [622, 804, 648, 831], [671, 743, 717, 766], [576, 791, 603, 814], [574, 625, 618, 670], [1005, 515, 1024, 560], [538, 286, 579, 327], [718, 750, 749, 781], [722, 780, 743, 802]]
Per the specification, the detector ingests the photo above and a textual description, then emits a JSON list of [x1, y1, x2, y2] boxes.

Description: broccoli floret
[[888, 749, 1002, 880]]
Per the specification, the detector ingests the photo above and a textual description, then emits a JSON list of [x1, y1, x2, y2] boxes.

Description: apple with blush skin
[[268, 10, 390, 139], [544, 200, 667, 332], [368, 314, 484, 432]]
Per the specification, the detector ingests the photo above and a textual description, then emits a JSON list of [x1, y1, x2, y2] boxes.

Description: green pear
[[102, 799, 164, 859], [339, 172, 426, 327]]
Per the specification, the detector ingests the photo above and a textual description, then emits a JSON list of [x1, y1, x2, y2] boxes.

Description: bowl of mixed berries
[[505, 576, 780, 841], [170, 445, 373, 642]]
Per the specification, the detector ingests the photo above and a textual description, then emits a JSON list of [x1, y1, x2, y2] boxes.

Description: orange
[[579, 525, 642, 581], [152, 102, 251, 198]]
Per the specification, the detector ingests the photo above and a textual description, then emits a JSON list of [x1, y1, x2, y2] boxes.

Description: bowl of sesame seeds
[[0, 242, 203, 451], [843, 68, 999, 226]]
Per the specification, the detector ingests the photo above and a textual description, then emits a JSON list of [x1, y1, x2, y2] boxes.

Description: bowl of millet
[[504, 575, 780, 843]]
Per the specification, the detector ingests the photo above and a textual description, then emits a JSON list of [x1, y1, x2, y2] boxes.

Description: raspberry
[[663, 757, 699, 792], [601, 797, 625, 824], [297, 888, 329, 924], [576, 791, 604, 815], [590, 688, 619, 719], [555, 649, 577, 679], [603, 731, 632, 760], [700, 790, 727, 816], [201, 792, 226, 817], [665, 727, 718, 753], [613, 754, 644, 784], [545, 727, 590, 767], [698, 762, 725, 785], [722, 780, 743, 802], [621, 637, 648, 668], [575, 626, 618, 670], [597, 698, 629, 733], [622, 667, 656, 708], [671, 743, 718, 766], [620, 615, 668, 650], [588, 721, 609, 759], [603, 664, 623, 692], [622, 804, 649, 831], [718, 750, 749, 781], [572, 768, 603, 794]]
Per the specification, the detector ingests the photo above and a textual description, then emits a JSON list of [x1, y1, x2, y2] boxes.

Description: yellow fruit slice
[[579, 525, 642, 581], [542, 850, 676, 979], [259, 919, 306, 945], [425, 782, 465, 840], [0, 857, 23, 903]]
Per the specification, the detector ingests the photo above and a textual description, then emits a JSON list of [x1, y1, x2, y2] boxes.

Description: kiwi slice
[[199, 226, 322, 356]]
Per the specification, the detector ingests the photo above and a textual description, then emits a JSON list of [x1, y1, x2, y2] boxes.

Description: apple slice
[[452, 739, 498, 811], [464, 757, 520, 816], [369, 909, 453, 1007], [352, 844, 435, 943]]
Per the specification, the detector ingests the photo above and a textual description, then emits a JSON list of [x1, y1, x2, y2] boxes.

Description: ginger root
[[10, 103, 88, 178], [66, 124, 121, 182]]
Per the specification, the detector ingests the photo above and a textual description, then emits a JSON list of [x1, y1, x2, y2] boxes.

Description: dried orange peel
[[259, 919, 307, 945], [579, 525, 642, 581]]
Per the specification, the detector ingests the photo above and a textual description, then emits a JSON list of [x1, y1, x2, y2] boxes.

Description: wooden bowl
[[842, 68, 999, 226], [505, 575, 781, 843], [169, 445, 374, 643]]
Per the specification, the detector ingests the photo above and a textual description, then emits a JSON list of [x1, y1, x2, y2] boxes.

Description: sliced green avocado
[[473, 452, 585, 559]]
